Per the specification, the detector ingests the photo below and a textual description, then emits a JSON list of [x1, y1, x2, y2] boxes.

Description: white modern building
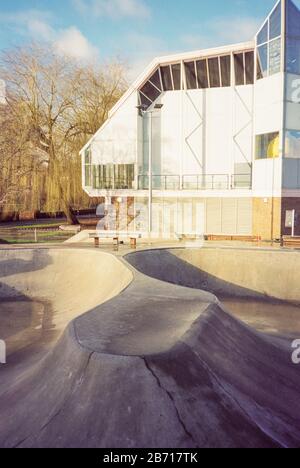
[[81, 0, 300, 240]]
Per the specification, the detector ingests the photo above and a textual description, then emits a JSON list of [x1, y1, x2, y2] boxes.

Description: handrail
[[93, 174, 252, 191]]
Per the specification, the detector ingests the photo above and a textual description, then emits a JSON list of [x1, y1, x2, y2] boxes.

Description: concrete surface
[[0, 247, 300, 448], [0, 249, 132, 355]]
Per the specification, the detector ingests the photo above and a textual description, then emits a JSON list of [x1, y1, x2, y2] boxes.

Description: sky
[[0, 0, 299, 80]]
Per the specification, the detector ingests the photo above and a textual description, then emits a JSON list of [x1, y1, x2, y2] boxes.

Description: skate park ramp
[[0, 248, 132, 356], [0, 247, 300, 448]]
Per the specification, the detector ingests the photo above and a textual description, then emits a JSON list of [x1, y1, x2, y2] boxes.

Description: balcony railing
[[138, 174, 252, 191], [91, 174, 251, 191], [93, 177, 134, 190], [182, 174, 229, 190], [231, 173, 252, 189], [138, 175, 181, 190]]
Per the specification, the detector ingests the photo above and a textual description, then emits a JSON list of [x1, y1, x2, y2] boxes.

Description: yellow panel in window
[[267, 134, 279, 158]]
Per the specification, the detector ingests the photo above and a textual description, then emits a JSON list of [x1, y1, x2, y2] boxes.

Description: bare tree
[[0, 100, 34, 208], [0, 44, 127, 224]]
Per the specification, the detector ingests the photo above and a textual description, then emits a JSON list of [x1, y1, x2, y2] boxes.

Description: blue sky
[[0, 0, 298, 78]]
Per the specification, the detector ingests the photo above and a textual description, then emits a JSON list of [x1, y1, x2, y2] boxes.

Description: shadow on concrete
[[1, 248, 300, 448], [125, 249, 272, 301], [0, 249, 52, 280]]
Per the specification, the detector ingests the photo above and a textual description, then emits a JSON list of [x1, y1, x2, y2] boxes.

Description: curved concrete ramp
[[0, 248, 299, 448], [126, 248, 300, 303], [0, 249, 132, 356]]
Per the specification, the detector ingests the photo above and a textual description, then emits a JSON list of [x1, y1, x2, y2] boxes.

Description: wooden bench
[[282, 236, 300, 248], [89, 232, 142, 249], [206, 234, 261, 242], [175, 233, 204, 242]]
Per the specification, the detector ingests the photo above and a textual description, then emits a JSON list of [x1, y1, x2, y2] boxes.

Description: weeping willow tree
[[0, 99, 34, 210], [0, 44, 127, 223]]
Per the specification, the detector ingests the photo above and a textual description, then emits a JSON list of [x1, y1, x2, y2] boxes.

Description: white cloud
[[54, 27, 98, 61], [181, 16, 261, 50], [120, 32, 169, 80], [72, 0, 151, 19], [0, 9, 99, 62], [27, 18, 54, 41], [0, 9, 54, 38]]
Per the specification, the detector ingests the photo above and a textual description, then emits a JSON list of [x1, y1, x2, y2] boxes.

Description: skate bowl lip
[[0, 247, 135, 357], [1, 244, 299, 359], [0, 246, 218, 358], [1, 246, 300, 448], [124, 246, 300, 305]]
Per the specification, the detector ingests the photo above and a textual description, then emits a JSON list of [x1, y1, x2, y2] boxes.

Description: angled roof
[[80, 40, 254, 154]]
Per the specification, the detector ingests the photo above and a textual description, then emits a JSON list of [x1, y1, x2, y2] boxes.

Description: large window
[[286, 0, 300, 75], [257, 44, 268, 79], [255, 132, 280, 159], [285, 130, 300, 158], [220, 55, 231, 87], [234, 52, 255, 85], [138, 50, 254, 108], [93, 164, 135, 190], [234, 53, 245, 86], [269, 38, 281, 76], [269, 2, 281, 40], [208, 57, 220, 88], [140, 81, 161, 104], [185, 61, 197, 89], [84, 147, 92, 186], [196, 60, 209, 88], [160, 66, 173, 91], [171, 64, 181, 90], [256, 1, 282, 79], [245, 51, 255, 84]]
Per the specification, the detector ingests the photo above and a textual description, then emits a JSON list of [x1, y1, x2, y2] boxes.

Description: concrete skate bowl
[[0, 248, 132, 358], [126, 247, 300, 340], [0, 247, 300, 448]]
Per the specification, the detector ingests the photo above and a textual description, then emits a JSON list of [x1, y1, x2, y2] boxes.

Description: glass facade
[[269, 38, 281, 75], [256, 1, 282, 79], [139, 51, 254, 109], [284, 0, 300, 160], [208, 57, 220, 88], [286, 0, 300, 74], [196, 60, 209, 88], [220, 55, 231, 87], [234, 53, 245, 86], [93, 164, 135, 190], [185, 61, 197, 89], [285, 130, 300, 158], [84, 147, 92, 186]]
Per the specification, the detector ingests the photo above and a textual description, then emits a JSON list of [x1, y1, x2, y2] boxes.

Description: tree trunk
[[63, 202, 80, 225]]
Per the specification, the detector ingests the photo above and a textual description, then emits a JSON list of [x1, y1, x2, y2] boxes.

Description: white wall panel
[[254, 73, 283, 135], [252, 158, 282, 195], [233, 86, 254, 166], [90, 91, 138, 165]]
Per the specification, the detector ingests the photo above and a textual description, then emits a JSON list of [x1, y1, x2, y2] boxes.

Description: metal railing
[[182, 174, 230, 190], [138, 175, 181, 191], [230, 173, 252, 189], [183, 174, 252, 190], [94, 174, 252, 191], [93, 177, 134, 190]]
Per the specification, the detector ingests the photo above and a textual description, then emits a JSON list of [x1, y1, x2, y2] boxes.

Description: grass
[[0, 229, 72, 245], [10, 222, 64, 230]]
